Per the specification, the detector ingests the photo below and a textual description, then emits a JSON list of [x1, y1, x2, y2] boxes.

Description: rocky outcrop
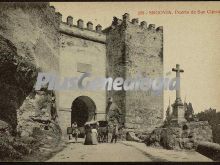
[[0, 34, 62, 161], [0, 35, 37, 132], [188, 121, 213, 142], [17, 90, 61, 141], [146, 127, 195, 150], [0, 3, 62, 161], [145, 121, 213, 150]]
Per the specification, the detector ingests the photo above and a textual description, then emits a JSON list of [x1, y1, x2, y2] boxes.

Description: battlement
[[59, 21, 106, 44], [49, 5, 106, 44], [104, 13, 163, 33], [62, 16, 104, 34], [49, 6, 163, 43]]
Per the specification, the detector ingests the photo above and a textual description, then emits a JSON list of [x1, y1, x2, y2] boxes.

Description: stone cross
[[172, 64, 184, 104]]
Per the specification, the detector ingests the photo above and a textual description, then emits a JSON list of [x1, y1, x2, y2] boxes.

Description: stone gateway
[[0, 3, 163, 136]]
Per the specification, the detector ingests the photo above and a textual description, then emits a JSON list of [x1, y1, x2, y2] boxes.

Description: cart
[[97, 120, 109, 143]]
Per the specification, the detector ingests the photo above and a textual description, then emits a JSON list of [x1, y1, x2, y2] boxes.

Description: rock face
[[17, 90, 60, 138], [0, 5, 62, 159], [0, 35, 37, 132], [0, 3, 60, 133], [0, 35, 40, 161], [145, 121, 213, 150], [188, 121, 213, 142], [0, 36, 61, 160], [146, 127, 195, 150], [0, 2, 60, 72]]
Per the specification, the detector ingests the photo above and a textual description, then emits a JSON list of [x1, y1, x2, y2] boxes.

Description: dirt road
[[47, 140, 151, 162], [47, 139, 212, 162]]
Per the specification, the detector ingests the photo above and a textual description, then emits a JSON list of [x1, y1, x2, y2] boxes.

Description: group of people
[[69, 121, 119, 145], [84, 123, 99, 145]]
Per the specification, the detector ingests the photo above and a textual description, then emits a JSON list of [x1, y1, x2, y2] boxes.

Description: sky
[[51, 2, 220, 114]]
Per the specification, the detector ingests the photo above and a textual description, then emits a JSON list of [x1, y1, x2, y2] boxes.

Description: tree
[[185, 102, 194, 121], [196, 108, 217, 124], [165, 105, 171, 124]]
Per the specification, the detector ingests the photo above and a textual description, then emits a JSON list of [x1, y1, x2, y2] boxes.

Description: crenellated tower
[[104, 13, 164, 133]]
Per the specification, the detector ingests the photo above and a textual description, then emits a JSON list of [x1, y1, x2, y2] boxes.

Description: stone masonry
[[105, 14, 163, 133]]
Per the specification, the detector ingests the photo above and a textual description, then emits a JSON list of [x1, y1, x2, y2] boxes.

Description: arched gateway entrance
[[71, 96, 96, 127]]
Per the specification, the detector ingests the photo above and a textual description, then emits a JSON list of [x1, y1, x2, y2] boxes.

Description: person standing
[[50, 97, 58, 122], [71, 122, 79, 142], [84, 124, 92, 145], [91, 124, 98, 145], [111, 124, 119, 143]]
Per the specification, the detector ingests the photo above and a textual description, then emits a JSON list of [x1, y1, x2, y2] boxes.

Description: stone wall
[[213, 125, 220, 144], [125, 18, 163, 133], [196, 141, 220, 161], [105, 14, 163, 133], [105, 17, 127, 123], [57, 109, 71, 137]]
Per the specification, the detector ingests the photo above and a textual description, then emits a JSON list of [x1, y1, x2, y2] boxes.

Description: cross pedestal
[[171, 103, 186, 124], [170, 64, 186, 125]]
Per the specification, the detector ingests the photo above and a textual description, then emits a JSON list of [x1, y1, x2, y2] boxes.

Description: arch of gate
[[71, 96, 96, 127]]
